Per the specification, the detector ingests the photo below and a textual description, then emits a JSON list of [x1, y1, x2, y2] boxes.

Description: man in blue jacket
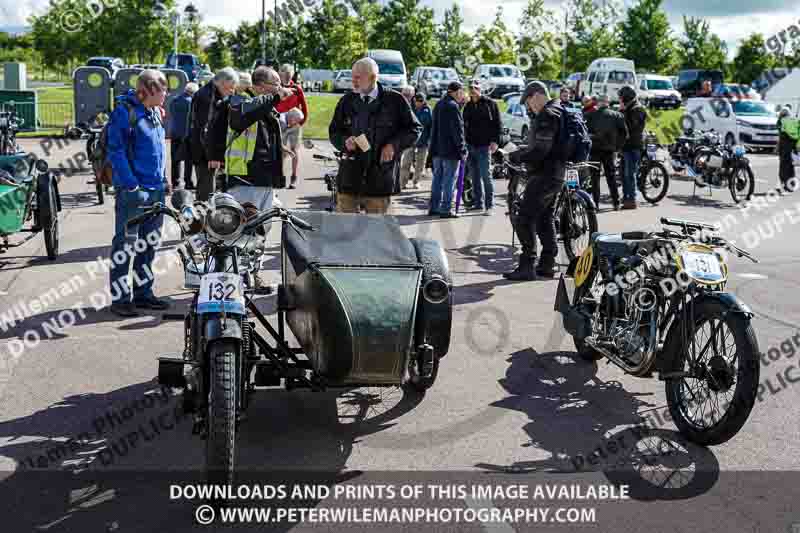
[[428, 81, 467, 218], [107, 70, 170, 317], [167, 82, 198, 189]]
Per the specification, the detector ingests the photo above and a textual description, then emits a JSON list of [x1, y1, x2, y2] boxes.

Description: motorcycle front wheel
[[638, 161, 670, 204], [561, 192, 598, 261], [729, 164, 755, 204], [663, 299, 760, 446], [206, 339, 238, 486]]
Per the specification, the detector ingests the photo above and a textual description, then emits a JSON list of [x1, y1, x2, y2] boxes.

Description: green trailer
[[0, 154, 61, 260]]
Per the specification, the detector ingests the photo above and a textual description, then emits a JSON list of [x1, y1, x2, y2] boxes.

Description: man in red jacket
[[275, 64, 309, 188]]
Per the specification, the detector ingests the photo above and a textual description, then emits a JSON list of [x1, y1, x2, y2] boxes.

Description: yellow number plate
[[574, 245, 594, 287]]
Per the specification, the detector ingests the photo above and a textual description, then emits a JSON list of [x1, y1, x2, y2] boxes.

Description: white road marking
[[737, 273, 768, 279], [463, 496, 517, 533]]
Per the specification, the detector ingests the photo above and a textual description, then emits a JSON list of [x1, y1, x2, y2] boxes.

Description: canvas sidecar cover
[[282, 211, 423, 386]]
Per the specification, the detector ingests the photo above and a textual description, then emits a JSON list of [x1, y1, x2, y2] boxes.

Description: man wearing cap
[[503, 81, 565, 281], [585, 93, 627, 210], [429, 81, 467, 218], [463, 80, 502, 215]]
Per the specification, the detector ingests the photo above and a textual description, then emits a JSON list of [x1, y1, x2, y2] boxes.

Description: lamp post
[[154, 2, 200, 67]]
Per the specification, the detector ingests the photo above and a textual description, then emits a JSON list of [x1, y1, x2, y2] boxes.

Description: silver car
[[333, 70, 352, 93], [410, 67, 460, 97], [502, 102, 530, 141]]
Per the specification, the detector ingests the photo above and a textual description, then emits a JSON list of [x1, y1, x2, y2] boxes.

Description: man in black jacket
[[463, 80, 501, 215], [225, 67, 294, 211], [328, 57, 421, 214], [504, 81, 565, 281], [618, 85, 647, 210], [585, 93, 628, 210], [191, 67, 239, 201], [428, 81, 467, 218]]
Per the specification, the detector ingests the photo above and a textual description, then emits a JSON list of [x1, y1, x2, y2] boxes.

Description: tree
[[205, 27, 234, 71], [517, 0, 561, 78], [470, 7, 516, 68], [563, 0, 621, 73], [679, 16, 728, 71], [616, 0, 677, 73], [370, 0, 438, 73], [732, 34, 777, 84], [436, 4, 471, 68]]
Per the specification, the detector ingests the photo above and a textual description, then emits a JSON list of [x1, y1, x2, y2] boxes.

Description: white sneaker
[[484, 208, 493, 216], [412, 182, 420, 189]]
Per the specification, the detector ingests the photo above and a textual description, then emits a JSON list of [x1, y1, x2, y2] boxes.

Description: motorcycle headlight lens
[[207, 205, 244, 240], [423, 276, 450, 304]]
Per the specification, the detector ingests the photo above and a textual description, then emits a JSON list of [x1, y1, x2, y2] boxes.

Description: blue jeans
[[622, 150, 641, 201], [110, 187, 165, 304], [430, 157, 461, 214], [467, 145, 492, 209]]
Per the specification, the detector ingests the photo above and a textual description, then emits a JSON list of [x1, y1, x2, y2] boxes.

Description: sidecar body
[[281, 211, 452, 387]]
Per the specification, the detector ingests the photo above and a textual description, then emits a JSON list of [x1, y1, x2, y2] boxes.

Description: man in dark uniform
[[503, 81, 565, 281]]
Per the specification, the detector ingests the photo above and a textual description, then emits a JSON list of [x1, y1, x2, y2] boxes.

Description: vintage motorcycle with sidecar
[[131, 193, 453, 485], [0, 154, 61, 260]]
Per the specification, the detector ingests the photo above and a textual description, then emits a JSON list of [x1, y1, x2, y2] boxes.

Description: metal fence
[[0, 101, 72, 131]]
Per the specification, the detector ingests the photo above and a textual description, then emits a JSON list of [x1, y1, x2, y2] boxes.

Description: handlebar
[[660, 217, 718, 232]]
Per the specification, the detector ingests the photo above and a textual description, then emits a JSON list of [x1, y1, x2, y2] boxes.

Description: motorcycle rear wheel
[[663, 299, 759, 446]]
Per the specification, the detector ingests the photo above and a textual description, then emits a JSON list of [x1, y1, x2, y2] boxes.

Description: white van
[[764, 67, 800, 117], [637, 74, 681, 109], [583, 58, 637, 102], [686, 97, 779, 149], [367, 49, 407, 90]]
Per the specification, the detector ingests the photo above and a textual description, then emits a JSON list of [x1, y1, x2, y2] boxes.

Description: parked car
[[131, 64, 163, 70], [473, 64, 526, 98], [543, 79, 564, 93], [367, 49, 408, 90], [86, 57, 125, 78], [196, 68, 214, 86], [410, 66, 460, 97], [686, 97, 778, 149], [677, 69, 724, 99], [332, 70, 352, 93], [502, 101, 530, 141], [637, 73, 681, 109], [165, 52, 203, 82], [712, 83, 762, 101], [502, 92, 522, 105], [583, 57, 637, 102], [565, 72, 584, 98]]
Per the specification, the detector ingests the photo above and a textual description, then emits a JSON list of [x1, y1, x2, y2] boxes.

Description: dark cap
[[520, 80, 549, 105], [447, 81, 463, 93]]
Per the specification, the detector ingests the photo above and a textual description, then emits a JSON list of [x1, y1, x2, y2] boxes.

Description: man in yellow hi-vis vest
[[225, 66, 295, 212]]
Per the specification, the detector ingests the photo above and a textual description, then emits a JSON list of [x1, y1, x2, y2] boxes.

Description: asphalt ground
[[0, 138, 797, 532]]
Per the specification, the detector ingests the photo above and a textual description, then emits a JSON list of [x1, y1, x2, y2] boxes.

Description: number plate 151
[[566, 169, 579, 188], [197, 273, 245, 314]]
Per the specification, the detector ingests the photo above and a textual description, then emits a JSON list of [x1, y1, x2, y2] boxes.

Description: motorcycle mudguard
[[704, 292, 755, 317], [204, 317, 243, 346]]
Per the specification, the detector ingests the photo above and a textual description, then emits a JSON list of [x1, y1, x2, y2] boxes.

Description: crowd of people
[[101, 56, 658, 315]]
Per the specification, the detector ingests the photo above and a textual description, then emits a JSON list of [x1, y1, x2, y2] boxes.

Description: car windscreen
[[608, 71, 635, 83], [377, 62, 404, 75], [178, 56, 195, 67], [88, 59, 111, 69], [732, 101, 775, 116], [489, 66, 522, 78], [646, 79, 673, 90]]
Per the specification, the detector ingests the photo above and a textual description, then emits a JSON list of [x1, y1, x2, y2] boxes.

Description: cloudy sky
[[2, 0, 799, 56]]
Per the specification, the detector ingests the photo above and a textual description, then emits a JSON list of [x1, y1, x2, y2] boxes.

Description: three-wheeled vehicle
[[132, 192, 453, 485], [0, 154, 61, 260]]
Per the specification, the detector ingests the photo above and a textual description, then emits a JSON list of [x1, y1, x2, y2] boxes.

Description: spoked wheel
[[37, 173, 59, 260], [206, 340, 238, 486], [638, 162, 670, 204], [664, 300, 760, 446], [729, 165, 755, 204], [561, 192, 598, 261]]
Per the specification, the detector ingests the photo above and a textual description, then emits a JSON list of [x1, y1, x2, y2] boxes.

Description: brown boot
[[622, 199, 637, 210]]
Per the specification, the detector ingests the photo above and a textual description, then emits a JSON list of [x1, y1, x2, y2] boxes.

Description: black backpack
[[558, 106, 592, 163], [93, 101, 138, 185]]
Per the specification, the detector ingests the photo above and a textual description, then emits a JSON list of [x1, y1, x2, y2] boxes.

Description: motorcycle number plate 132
[[565, 169, 579, 189], [680, 250, 725, 283], [197, 273, 245, 314]]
